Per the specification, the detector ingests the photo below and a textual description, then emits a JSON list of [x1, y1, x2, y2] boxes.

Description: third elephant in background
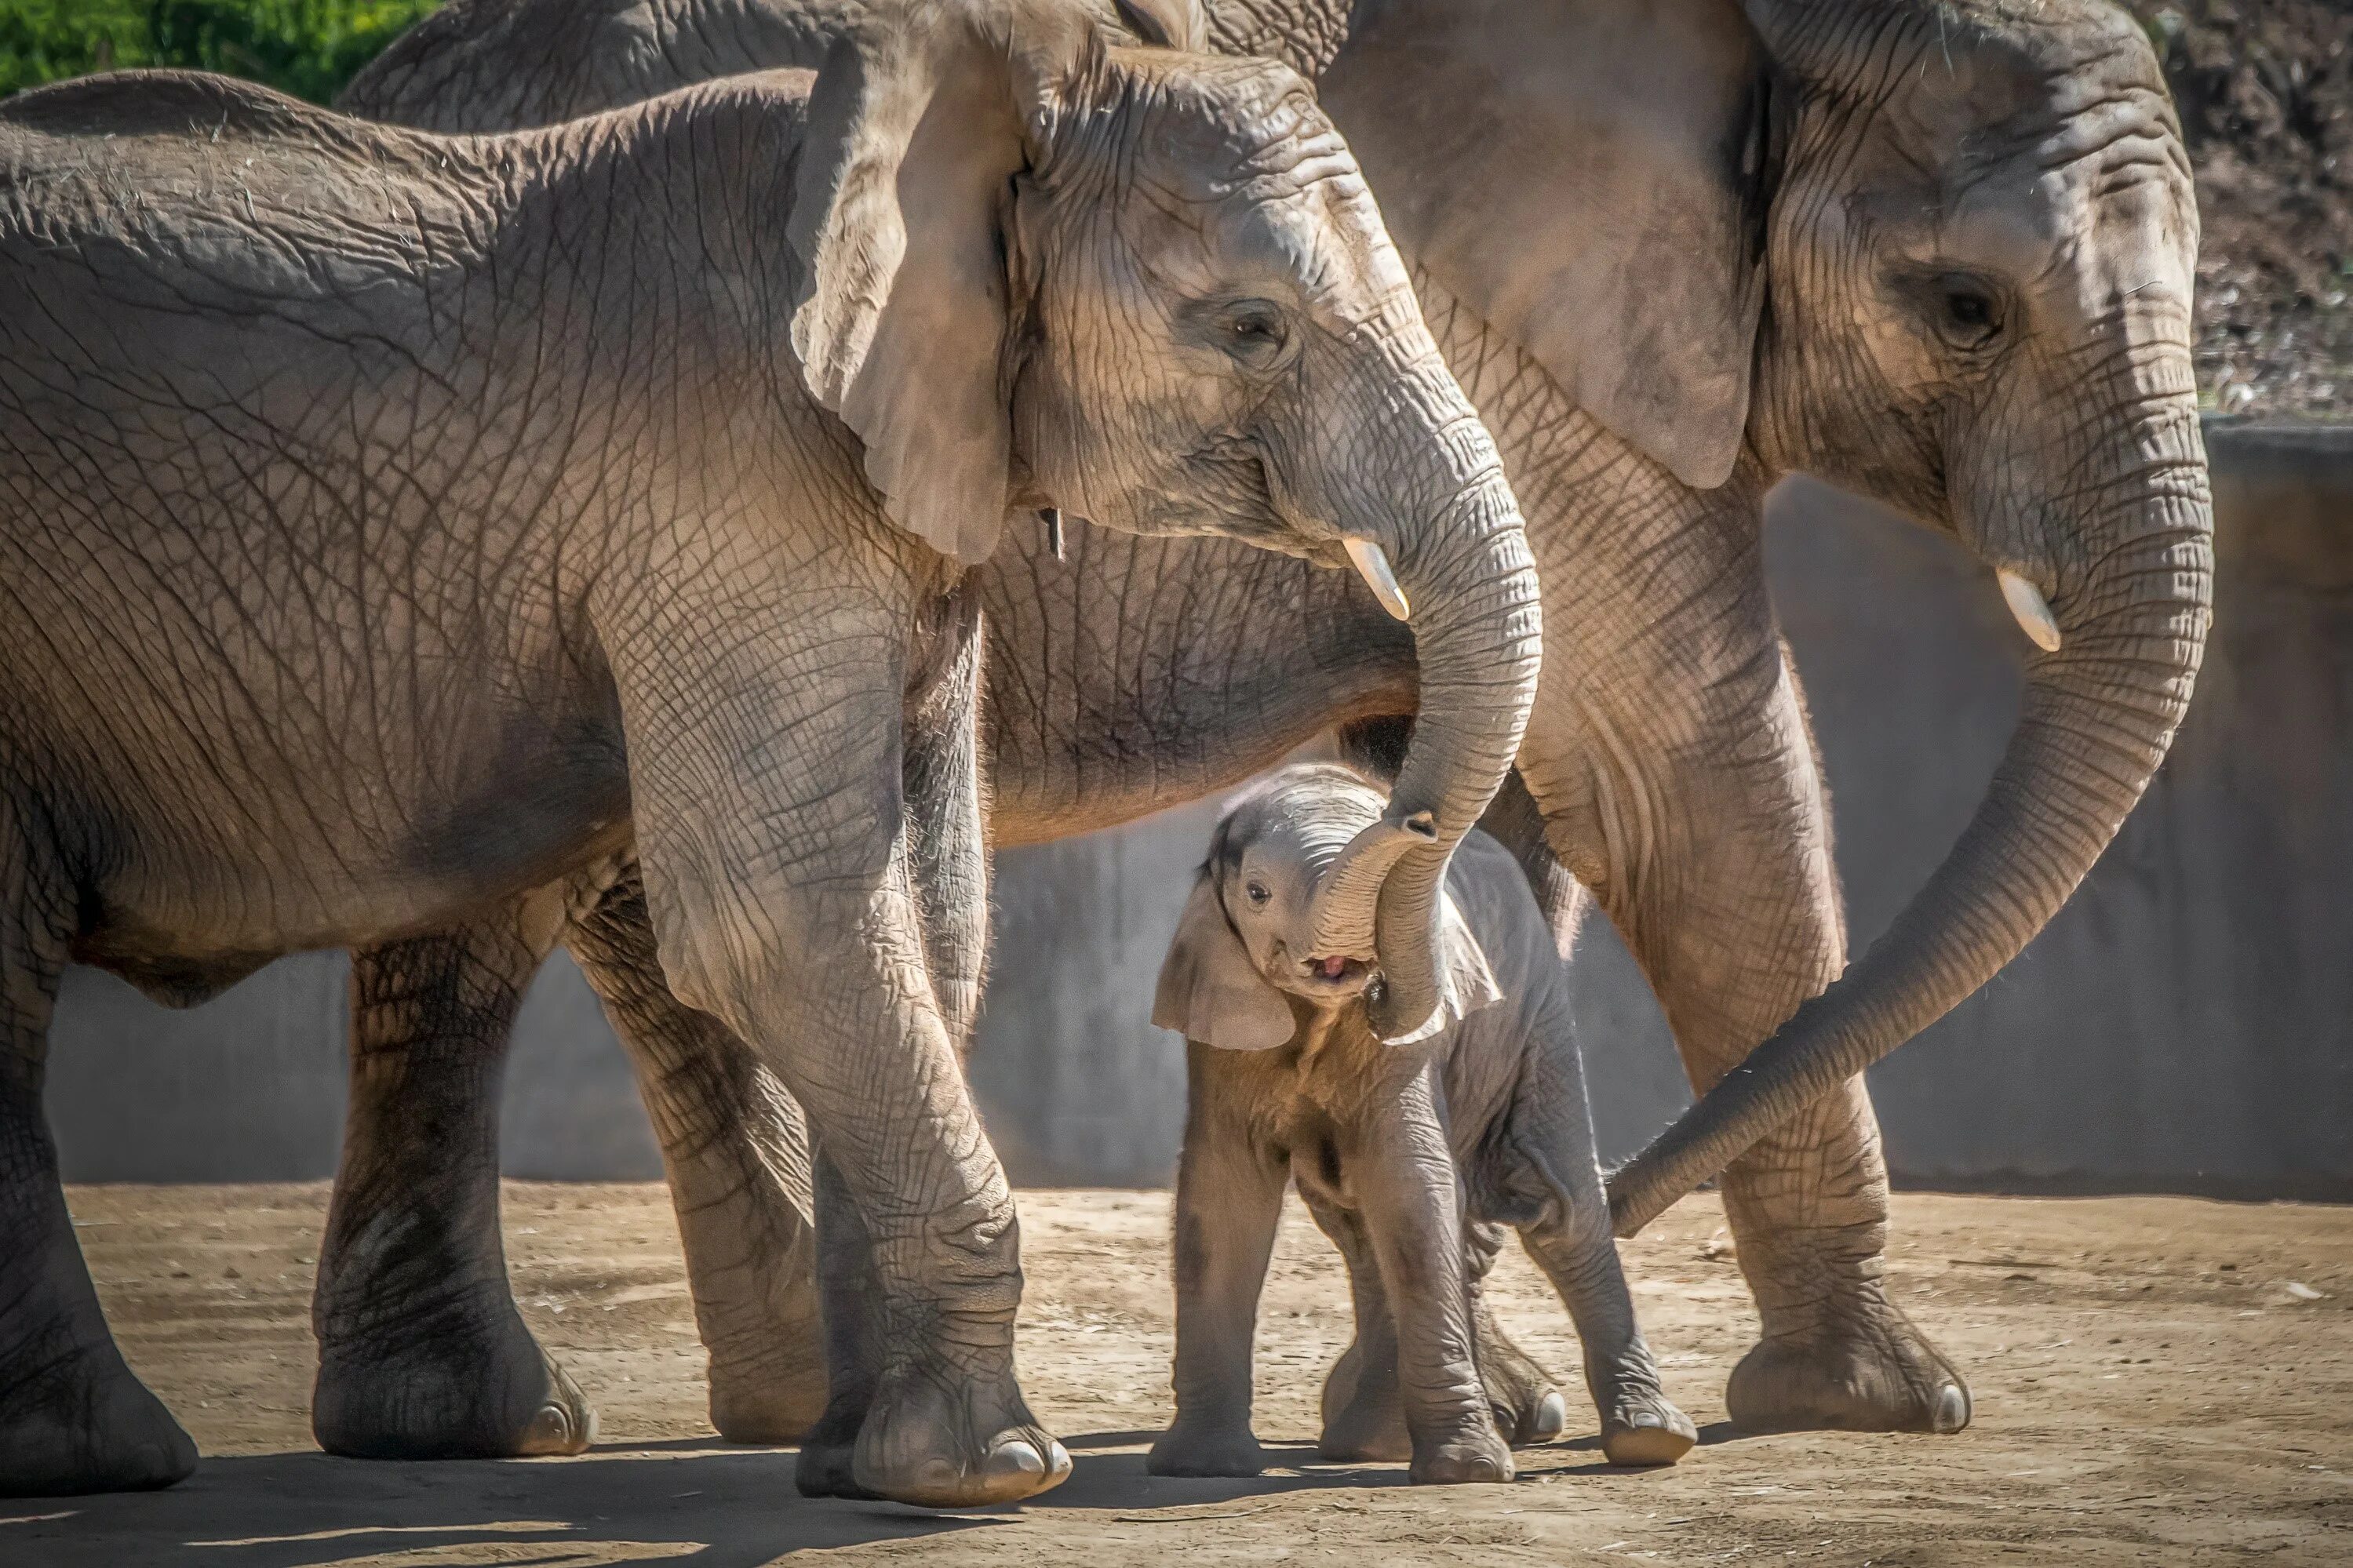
[[323, 0, 2216, 1460]]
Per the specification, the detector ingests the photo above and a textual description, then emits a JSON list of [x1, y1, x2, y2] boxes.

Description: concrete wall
[[47, 423, 2353, 1199]]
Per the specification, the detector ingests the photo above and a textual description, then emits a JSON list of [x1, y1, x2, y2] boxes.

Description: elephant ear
[[789, 2, 1091, 563], [1153, 874, 1297, 1053], [1320, 0, 1772, 489], [1379, 886, 1501, 1047]]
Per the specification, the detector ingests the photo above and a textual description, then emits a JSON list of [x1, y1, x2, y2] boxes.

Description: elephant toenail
[[1933, 1384, 1971, 1433], [1531, 1392, 1567, 1442], [1043, 1439, 1073, 1481], [985, 1441, 1044, 1480], [523, 1403, 573, 1451]]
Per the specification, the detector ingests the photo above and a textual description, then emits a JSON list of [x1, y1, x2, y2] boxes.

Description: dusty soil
[[7, 1184, 2348, 1566]]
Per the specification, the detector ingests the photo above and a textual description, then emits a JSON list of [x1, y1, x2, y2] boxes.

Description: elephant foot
[[1317, 1339, 1411, 1462], [793, 1395, 879, 1500], [1409, 1421, 1514, 1486], [312, 1305, 595, 1460], [708, 1347, 829, 1445], [0, 1336, 197, 1497], [843, 1347, 1069, 1508], [1600, 1388, 1696, 1466], [1725, 1300, 1970, 1435], [1146, 1418, 1267, 1478], [1479, 1337, 1566, 1447]]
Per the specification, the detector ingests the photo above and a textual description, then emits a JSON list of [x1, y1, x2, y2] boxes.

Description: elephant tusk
[[1998, 569, 2062, 653], [1344, 537, 1411, 621]]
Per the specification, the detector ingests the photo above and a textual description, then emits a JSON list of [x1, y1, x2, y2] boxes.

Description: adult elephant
[[324, 0, 2213, 1461], [0, 1, 1546, 1501]]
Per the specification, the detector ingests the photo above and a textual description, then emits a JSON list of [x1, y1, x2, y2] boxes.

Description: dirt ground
[[5, 1185, 2347, 1566]]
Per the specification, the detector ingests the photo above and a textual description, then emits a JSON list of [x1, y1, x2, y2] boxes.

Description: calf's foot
[[1600, 1388, 1696, 1466], [0, 1337, 195, 1497], [312, 1293, 594, 1460], [1146, 1418, 1267, 1478], [1478, 1333, 1566, 1446], [1409, 1420, 1513, 1485]]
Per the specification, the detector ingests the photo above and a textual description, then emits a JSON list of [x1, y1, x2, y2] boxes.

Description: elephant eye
[[1244, 879, 1273, 905], [1218, 300, 1289, 368], [1935, 277, 2003, 348]]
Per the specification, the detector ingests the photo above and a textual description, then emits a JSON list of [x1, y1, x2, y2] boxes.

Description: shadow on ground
[[0, 1433, 1481, 1568]]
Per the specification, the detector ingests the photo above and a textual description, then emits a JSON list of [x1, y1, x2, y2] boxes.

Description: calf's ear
[[1154, 875, 1296, 1052], [1381, 889, 1501, 1046]]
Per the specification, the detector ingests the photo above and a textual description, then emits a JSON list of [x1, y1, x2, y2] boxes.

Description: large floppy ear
[[1320, 0, 1774, 490], [1109, 0, 1205, 52], [1154, 874, 1298, 1053], [789, 5, 1089, 563], [1379, 886, 1501, 1046]]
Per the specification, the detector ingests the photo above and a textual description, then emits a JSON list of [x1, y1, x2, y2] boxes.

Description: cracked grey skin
[[0, 2, 1546, 1501], [330, 0, 2214, 1459], [1145, 766, 1696, 1485]]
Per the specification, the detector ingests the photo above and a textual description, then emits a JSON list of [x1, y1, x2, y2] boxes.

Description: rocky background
[[2130, 1, 2353, 416]]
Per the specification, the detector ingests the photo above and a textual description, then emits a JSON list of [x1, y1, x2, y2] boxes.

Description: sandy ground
[[5, 1184, 2348, 1566]]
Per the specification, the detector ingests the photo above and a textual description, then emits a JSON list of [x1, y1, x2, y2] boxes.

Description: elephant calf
[[1147, 766, 1695, 1483]]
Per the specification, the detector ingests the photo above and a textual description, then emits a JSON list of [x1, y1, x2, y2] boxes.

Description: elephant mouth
[[1291, 952, 1375, 998]]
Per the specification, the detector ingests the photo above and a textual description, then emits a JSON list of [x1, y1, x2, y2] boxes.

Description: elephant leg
[[1339, 1064, 1510, 1485], [1461, 1219, 1567, 1446], [1499, 1002, 1693, 1466], [794, 594, 990, 1498], [565, 865, 827, 1445], [0, 869, 196, 1496], [313, 897, 592, 1460], [1146, 1044, 1285, 1479], [619, 616, 1061, 1510], [1302, 1186, 1411, 1464]]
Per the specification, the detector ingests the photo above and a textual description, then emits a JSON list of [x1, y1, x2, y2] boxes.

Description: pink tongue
[[1320, 956, 1348, 979]]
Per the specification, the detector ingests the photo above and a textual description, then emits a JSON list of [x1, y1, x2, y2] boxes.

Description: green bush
[[0, 0, 441, 104]]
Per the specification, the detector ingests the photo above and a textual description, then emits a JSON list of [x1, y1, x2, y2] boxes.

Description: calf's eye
[[1245, 880, 1272, 905]]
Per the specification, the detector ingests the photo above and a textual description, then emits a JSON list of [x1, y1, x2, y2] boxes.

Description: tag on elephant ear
[[1154, 875, 1297, 1052], [1110, 0, 1206, 52], [1379, 889, 1500, 1047], [788, 10, 1080, 564], [1318, 0, 1771, 489]]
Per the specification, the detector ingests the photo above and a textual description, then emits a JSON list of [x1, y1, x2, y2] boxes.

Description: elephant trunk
[[1310, 466, 1543, 1039], [1607, 412, 2215, 1235]]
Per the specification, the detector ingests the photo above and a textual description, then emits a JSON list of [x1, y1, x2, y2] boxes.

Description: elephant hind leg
[[0, 853, 195, 1495], [565, 865, 827, 1449], [312, 901, 592, 1461]]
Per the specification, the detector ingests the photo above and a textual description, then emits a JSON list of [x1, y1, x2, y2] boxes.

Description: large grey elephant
[[0, 1, 1546, 1501], [321, 0, 2214, 1464]]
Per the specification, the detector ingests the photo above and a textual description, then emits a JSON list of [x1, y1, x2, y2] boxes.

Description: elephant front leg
[[314, 904, 592, 1460], [0, 881, 196, 1495], [1510, 649, 1969, 1436], [1341, 1066, 1512, 1485], [1146, 1046, 1285, 1479], [615, 616, 1064, 1508], [564, 866, 828, 1446]]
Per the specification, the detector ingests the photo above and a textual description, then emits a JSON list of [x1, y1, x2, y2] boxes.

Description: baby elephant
[[1147, 766, 1695, 1483]]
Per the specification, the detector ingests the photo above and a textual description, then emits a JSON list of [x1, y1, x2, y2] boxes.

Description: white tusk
[[1998, 569, 2062, 653], [1344, 537, 1411, 622]]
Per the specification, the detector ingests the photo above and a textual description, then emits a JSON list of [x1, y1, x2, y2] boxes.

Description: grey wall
[[47, 424, 2353, 1200]]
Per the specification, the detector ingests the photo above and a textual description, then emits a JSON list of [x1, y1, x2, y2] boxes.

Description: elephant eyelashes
[[1245, 879, 1272, 905]]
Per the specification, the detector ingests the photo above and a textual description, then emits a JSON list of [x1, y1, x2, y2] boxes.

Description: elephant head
[[1324, 0, 2212, 1223], [1153, 764, 1500, 1050], [791, 0, 1543, 1039]]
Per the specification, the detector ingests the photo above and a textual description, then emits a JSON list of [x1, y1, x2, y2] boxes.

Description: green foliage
[[0, 0, 441, 104]]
